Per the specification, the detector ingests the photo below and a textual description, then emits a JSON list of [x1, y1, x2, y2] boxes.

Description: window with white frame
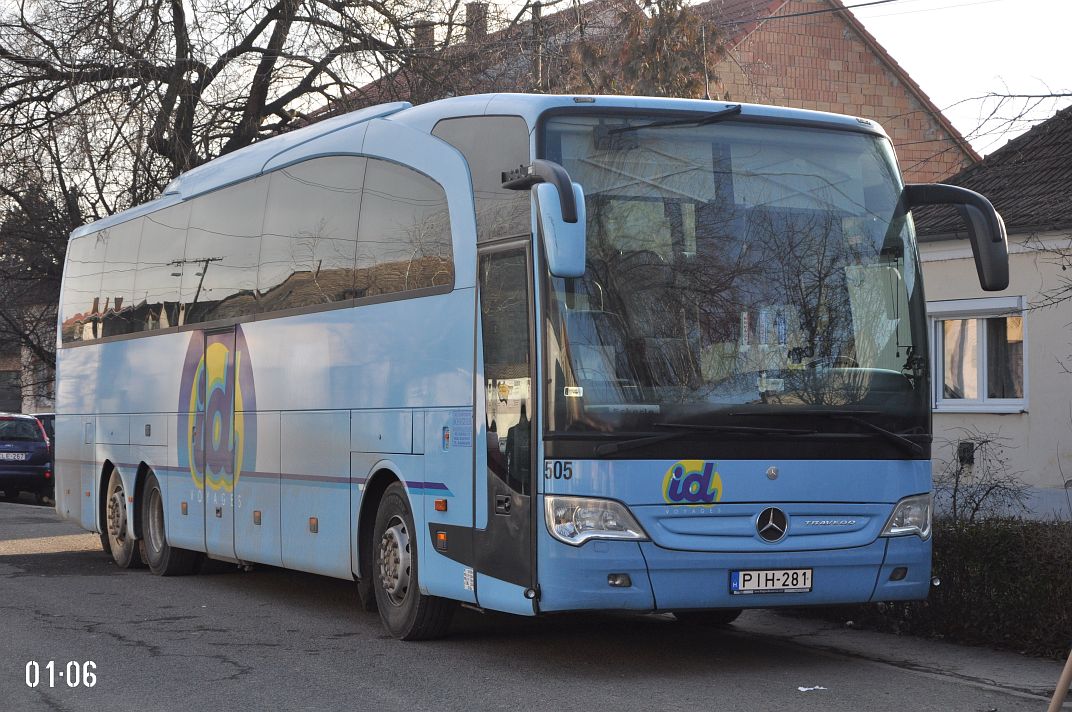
[[928, 297, 1026, 412]]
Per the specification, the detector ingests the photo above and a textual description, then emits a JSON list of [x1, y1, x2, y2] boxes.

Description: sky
[[846, 0, 1072, 156]]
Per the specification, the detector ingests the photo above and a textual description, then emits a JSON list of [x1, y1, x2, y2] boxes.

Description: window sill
[[934, 404, 1027, 415]]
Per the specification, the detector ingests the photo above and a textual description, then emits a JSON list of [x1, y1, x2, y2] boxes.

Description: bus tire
[[104, 469, 144, 569], [138, 471, 203, 576], [372, 482, 454, 640], [674, 609, 742, 626]]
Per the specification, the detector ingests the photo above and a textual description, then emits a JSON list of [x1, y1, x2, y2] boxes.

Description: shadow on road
[[2, 491, 53, 507]]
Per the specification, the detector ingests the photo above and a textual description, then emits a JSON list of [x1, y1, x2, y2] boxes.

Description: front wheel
[[104, 469, 143, 569], [674, 609, 743, 626], [372, 482, 454, 640], [139, 472, 202, 576]]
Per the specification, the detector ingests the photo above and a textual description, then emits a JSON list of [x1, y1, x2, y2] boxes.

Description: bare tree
[[0, 0, 491, 403], [0, 172, 78, 376], [0, 0, 473, 201], [554, 0, 726, 98], [933, 428, 1029, 523]]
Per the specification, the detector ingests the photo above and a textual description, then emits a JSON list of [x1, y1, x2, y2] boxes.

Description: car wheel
[[372, 482, 454, 640], [138, 472, 203, 576], [104, 469, 144, 569], [674, 609, 743, 626]]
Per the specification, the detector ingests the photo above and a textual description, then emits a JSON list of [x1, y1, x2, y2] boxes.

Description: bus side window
[[135, 203, 190, 330], [258, 156, 365, 311], [60, 232, 107, 344], [480, 249, 532, 496], [355, 159, 453, 298], [100, 217, 144, 337], [181, 176, 268, 324], [431, 115, 530, 243]]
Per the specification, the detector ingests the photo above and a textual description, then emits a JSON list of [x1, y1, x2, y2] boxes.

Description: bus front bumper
[[537, 533, 931, 613]]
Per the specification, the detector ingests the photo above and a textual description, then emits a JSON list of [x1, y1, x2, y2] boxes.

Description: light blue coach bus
[[54, 94, 1009, 639]]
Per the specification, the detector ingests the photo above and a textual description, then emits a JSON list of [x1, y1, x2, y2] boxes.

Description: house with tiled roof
[[916, 105, 1072, 517], [321, 0, 977, 183]]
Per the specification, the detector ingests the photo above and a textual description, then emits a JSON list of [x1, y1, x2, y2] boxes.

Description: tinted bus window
[[100, 218, 143, 337], [60, 232, 107, 344], [134, 203, 190, 331], [355, 160, 453, 298], [259, 156, 365, 311], [181, 177, 268, 324], [432, 116, 530, 242]]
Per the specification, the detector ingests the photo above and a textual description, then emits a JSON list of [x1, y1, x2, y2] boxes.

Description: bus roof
[[70, 93, 890, 240]]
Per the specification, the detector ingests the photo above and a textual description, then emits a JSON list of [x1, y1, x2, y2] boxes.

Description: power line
[[849, 0, 1009, 19], [720, 0, 902, 26]]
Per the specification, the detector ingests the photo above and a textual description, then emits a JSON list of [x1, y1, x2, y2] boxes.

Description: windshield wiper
[[607, 105, 742, 135], [729, 410, 924, 456], [594, 421, 815, 456]]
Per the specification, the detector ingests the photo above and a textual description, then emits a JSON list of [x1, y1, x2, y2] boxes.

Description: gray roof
[[916, 104, 1072, 240]]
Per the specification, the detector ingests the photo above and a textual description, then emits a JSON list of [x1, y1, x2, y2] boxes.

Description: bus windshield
[[541, 113, 928, 443]]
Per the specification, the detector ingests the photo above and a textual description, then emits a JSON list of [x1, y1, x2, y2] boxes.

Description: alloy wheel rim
[[107, 484, 127, 545], [378, 515, 411, 606]]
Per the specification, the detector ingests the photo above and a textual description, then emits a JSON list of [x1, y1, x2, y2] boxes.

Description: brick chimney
[[414, 21, 435, 50], [466, 2, 488, 43]]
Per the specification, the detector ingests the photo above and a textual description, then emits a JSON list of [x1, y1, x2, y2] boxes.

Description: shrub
[[800, 517, 1072, 658]]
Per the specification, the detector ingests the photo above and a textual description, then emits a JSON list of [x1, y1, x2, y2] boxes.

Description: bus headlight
[[881, 493, 932, 540], [545, 495, 648, 546]]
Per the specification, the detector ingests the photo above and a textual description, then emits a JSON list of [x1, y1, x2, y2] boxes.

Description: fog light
[[607, 573, 632, 588], [932, 576, 941, 588], [889, 566, 907, 581]]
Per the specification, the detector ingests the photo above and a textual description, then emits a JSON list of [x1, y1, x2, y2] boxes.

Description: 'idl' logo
[[176, 327, 257, 493], [663, 460, 722, 504]]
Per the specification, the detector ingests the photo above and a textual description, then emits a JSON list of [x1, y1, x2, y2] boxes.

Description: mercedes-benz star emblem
[[756, 507, 788, 543]]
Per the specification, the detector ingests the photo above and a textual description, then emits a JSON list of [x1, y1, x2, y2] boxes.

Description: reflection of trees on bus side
[[60, 157, 455, 342]]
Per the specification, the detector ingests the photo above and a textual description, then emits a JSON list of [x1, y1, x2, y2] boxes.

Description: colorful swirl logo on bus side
[[663, 460, 723, 505], [176, 327, 257, 493]]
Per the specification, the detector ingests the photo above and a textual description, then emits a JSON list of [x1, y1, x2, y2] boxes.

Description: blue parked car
[[0, 413, 53, 504]]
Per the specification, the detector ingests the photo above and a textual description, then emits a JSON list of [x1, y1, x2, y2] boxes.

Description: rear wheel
[[104, 469, 143, 569], [372, 482, 454, 640], [674, 609, 743, 626], [139, 472, 202, 575]]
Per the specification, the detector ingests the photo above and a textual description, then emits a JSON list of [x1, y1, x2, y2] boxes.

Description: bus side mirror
[[903, 183, 1009, 291], [535, 182, 586, 278], [503, 160, 587, 278]]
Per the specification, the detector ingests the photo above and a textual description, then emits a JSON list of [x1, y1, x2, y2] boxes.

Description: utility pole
[[169, 256, 222, 325]]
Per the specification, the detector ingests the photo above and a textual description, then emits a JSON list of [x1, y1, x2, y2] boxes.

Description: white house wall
[[920, 231, 1072, 518]]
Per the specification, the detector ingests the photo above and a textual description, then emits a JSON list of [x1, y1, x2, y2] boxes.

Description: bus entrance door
[[475, 245, 535, 612], [200, 328, 238, 561]]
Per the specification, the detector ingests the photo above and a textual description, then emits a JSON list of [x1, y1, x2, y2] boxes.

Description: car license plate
[[731, 568, 812, 594], [0, 452, 27, 461]]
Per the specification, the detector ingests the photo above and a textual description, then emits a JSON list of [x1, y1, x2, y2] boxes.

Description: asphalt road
[[0, 500, 1064, 712]]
